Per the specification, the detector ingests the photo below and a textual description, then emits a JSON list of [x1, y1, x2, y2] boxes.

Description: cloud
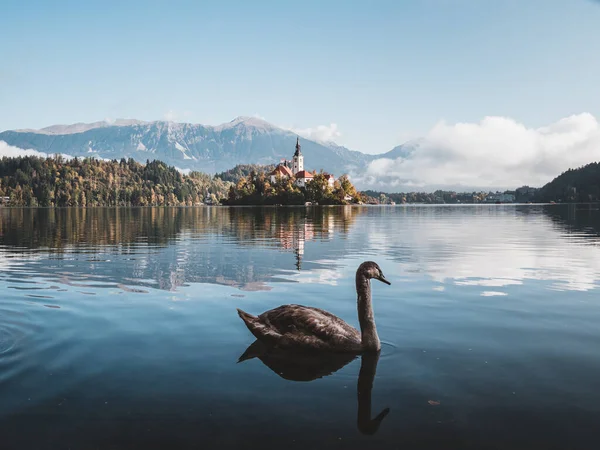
[[286, 123, 342, 144], [175, 167, 191, 175], [163, 110, 192, 122], [163, 110, 178, 121], [357, 113, 600, 192], [0, 141, 78, 161], [0, 141, 49, 159], [251, 116, 343, 144]]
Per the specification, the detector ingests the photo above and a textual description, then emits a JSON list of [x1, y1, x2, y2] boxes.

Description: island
[[222, 138, 361, 206]]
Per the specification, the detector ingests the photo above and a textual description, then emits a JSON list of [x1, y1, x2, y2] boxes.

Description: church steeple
[[292, 137, 304, 174], [294, 136, 301, 157]]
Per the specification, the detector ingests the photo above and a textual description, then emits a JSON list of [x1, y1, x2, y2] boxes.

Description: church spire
[[294, 136, 301, 157]]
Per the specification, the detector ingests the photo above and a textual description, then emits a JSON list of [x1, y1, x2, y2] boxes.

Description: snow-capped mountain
[[0, 117, 382, 175]]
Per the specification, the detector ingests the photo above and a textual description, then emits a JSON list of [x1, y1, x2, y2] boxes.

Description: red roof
[[270, 164, 293, 177], [295, 170, 314, 179]]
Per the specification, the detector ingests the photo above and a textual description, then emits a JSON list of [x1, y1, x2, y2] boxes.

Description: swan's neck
[[356, 274, 380, 351]]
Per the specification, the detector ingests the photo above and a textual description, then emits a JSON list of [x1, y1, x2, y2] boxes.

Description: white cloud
[[163, 110, 178, 121], [286, 123, 342, 144], [163, 110, 192, 122], [0, 141, 48, 158], [0, 141, 78, 161], [358, 113, 600, 191]]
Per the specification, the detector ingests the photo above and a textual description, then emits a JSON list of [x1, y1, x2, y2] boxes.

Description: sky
[[1, 0, 600, 189]]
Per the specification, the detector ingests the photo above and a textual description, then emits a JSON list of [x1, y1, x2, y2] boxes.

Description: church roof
[[294, 136, 302, 157], [270, 164, 293, 177], [295, 170, 313, 179]]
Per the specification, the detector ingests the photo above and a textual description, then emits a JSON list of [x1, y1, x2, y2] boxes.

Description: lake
[[1, 205, 600, 449]]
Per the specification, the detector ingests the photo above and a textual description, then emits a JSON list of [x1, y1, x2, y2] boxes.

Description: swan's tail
[[236, 308, 262, 338], [236, 308, 282, 344], [236, 308, 258, 328]]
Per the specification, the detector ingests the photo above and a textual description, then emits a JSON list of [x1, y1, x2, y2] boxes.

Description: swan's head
[[358, 261, 391, 285]]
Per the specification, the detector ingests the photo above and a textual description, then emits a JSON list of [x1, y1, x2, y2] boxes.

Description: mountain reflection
[[1, 205, 600, 293], [238, 341, 390, 435]]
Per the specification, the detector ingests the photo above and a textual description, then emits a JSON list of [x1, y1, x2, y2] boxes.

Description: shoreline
[[0, 202, 584, 209]]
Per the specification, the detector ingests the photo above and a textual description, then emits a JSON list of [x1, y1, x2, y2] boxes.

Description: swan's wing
[[259, 304, 361, 349]]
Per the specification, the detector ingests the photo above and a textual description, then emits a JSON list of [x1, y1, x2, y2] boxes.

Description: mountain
[[379, 139, 422, 160], [0, 117, 377, 176]]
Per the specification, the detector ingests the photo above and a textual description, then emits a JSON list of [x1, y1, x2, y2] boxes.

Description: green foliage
[[535, 162, 600, 203], [223, 169, 359, 206], [0, 155, 232, 207]]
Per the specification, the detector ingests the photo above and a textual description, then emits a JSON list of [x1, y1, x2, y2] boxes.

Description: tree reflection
[[539, 203, 600, 238], [0, 207, 362, 291]]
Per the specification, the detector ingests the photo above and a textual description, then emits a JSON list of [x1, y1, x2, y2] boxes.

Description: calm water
[[1, 205, 600, 449]]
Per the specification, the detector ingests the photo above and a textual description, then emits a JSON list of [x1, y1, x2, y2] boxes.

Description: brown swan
[[236, 261, 391, 353]]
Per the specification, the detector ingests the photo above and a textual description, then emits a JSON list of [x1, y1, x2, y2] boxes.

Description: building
[[292, 137, 304, 174], [486, 192, 516, 203], [295, 170, 314, 188], [269, 164, 293, 183], [267, 137, 334, 188], [324, 173, 335, 188]]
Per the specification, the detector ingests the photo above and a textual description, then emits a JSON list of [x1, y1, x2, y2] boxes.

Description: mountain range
[[0, 117, 404, 177]]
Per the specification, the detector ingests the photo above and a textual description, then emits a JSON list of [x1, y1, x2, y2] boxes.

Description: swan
[[236, 261, 391, 352]]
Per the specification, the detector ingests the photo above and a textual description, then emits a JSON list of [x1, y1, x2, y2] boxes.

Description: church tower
[[292, 137, 304, 175]]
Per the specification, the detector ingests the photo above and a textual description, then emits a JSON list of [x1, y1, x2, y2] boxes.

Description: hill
[[535, 162, 600, 203]]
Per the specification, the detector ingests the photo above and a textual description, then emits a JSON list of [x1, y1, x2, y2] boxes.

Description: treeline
[[224, 170, 360, 205], [361, 189, 488, 204], [215, 163, 275, 183], [0, 156, 231, 207], [535, 162, 600, 203]]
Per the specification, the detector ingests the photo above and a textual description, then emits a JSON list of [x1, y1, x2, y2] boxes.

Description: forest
[[535, 162, 600, 203], [215, 163, 275, 183], [0, 155, 231, 207]]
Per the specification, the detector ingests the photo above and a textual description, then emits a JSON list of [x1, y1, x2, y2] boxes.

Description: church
[[269, 137, 335, 188]]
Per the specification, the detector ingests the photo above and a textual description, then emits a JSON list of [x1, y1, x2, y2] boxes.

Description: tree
[[0, 156, 233, 208]]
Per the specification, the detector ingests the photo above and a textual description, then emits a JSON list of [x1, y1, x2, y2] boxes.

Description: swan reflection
[[238, 341, 390, 435]]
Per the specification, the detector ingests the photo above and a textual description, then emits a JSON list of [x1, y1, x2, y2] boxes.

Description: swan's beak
[[377, 274, 391, 285]]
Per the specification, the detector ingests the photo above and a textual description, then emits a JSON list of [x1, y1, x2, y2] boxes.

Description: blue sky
[[1, 0, 599, 154]]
